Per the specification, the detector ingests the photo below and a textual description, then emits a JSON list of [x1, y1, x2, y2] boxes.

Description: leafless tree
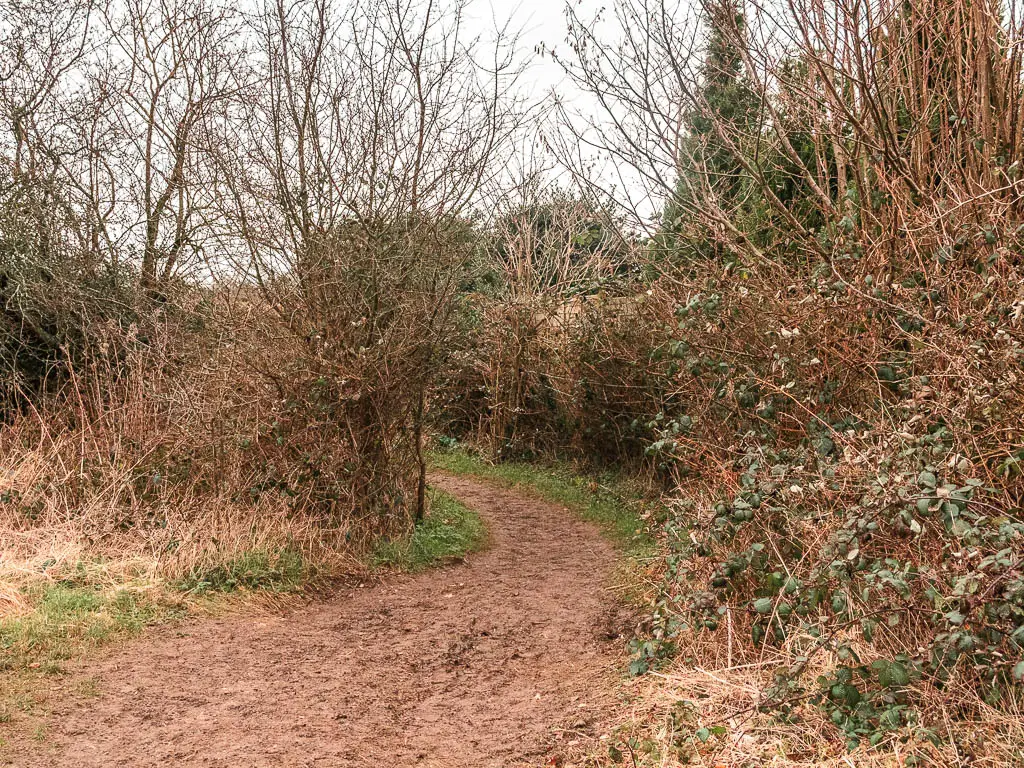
[[214, 0, 528, 521], [98, 0, 246, 295]]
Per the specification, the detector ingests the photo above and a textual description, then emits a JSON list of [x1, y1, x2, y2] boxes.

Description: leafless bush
[[212, 0, 524, 520], [444, 188, 655, 458]]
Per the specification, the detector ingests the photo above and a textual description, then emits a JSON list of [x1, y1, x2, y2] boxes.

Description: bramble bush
[[451, 0, 1024, 757]]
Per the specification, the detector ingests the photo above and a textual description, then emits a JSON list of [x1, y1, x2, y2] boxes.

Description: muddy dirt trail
[[8, 474, 633, 767]]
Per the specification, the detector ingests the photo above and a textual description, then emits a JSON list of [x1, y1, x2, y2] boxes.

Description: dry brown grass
[[612, 653, 1024, 768], [0, 299, 370, 615]]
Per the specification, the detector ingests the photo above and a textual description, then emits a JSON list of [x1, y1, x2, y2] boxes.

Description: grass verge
[[176, 548, 311, 594], [0, 499, 485, 740], [0, 549, 315, 742], [1, 547, 314, 678], [2, 497, 483, 686], [429, 447, 658, 559], [0, 583, 184, 677], [370, 487, 487, 572]]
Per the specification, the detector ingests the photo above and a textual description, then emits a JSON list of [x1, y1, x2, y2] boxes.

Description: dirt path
[[8, 474, 632, 767]]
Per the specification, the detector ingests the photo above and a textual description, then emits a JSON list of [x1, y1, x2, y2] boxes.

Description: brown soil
[[5, 473, 633, 767]]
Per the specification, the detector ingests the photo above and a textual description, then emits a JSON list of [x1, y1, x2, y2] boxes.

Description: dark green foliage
[[660, 0, 759, 258]]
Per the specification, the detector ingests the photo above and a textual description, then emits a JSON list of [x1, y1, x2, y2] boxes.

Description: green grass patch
[[429, 447, 657, 558], [371, 487, 487, 572], [1, 548, 314, 677], [0, 583, 177, 674], [176, 548, 309, 595]]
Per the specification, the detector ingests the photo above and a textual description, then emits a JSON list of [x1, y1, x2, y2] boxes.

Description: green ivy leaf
[[753, 597, 773, 614]]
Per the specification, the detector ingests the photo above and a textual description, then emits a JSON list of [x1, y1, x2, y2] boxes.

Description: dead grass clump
[[612, 654, 1024, 768], [0, 294, 377, 609]]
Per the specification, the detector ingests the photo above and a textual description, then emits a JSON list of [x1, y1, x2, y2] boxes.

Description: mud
[[7, 473, 630, 767]]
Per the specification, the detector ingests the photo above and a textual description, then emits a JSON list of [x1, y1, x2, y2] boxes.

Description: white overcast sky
[[457, 0, 685, 225], [465, 0, 606, 104], [478, 0, 681, 225], [460, 0, 664, 219]]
